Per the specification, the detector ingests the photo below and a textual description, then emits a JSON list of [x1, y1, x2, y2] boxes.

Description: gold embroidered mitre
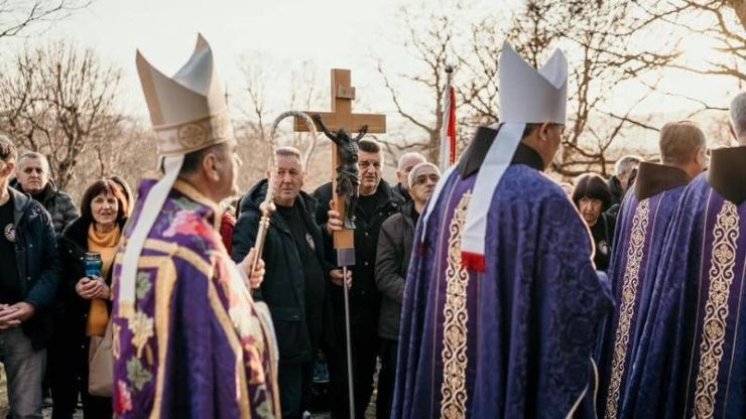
[[136, 34, 234, 156]]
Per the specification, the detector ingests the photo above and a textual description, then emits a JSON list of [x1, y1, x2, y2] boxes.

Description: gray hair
[[659, 120, 706, 166], [276, 146, 304, 169], [614, 155, 643, 177], [18, 151, 50, 172], [730, 92, 746, 139], [397, 152, 426, 171]]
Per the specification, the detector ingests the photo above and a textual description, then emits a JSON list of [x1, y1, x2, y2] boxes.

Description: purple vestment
[[624, 170, 746, 417], [392, 162, 612, 418], [112, 177, 280, 418], [596, 163, 690, 418]]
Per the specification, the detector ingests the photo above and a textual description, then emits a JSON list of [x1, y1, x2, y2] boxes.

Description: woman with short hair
[[572, 173, 616, 271], [54, 178, 128, 418]]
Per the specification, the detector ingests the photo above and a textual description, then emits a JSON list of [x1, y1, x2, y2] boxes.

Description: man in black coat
[[314, 138, 403, 419], [12, 151, 79, 410], [233, 146, 332, 419], [0, 136, 60, 418]]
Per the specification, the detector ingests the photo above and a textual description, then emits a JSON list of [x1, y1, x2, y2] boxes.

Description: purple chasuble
[[392, 157, 612, 418], [112, 176, 280, 418], [625, 147, 746, 418], [596, 162, 690, 418]]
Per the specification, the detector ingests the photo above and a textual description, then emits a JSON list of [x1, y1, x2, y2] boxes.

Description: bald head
[[396, 152, 427, 192], [615, 155, 643, 193], [730, 92, 746, 144]]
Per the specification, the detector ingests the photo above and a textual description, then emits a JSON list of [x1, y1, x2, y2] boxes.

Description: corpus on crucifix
[[294, 68, 386, 417], [294, 68, 386, 265]]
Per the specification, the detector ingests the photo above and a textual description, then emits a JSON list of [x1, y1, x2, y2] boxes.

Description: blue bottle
[[84, 252, 103, 278]]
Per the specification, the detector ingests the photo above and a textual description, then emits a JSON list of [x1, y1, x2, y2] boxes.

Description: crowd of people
[[0, 34, 745, 419], [0, 146, 134, 418], [0, 116, 717, 419]]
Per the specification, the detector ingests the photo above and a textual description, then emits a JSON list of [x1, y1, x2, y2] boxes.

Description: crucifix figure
[[313, 114, 368, 229], [294, 68, 386, 263], [295, 68, 386, 418]]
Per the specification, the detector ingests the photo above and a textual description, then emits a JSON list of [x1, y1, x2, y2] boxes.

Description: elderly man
[[0, 135, 60, 419], [375, 161, 440, 419], [314, 138, 403, 419], [393, 152, 426, 202], [233, 146, 331, 419], [608, 155, 642, 212], [12, 152, 77, 236], [596, 120, 707, 418], [623, 95, 746, 418], [112, 35, 278, 418]]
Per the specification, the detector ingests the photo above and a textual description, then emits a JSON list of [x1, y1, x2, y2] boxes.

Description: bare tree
[[378, 0, 678, 176], [236, 56, 330, 190], [550, 2, 676, 175], [0, 0, 89, 41], [634, 0, 745, 115], [728, 0, 746, 28], [376, 4, 458, 163], [239, 51, 273, 143], [0, 40, 123, 189], [55, 117, 156, 201]]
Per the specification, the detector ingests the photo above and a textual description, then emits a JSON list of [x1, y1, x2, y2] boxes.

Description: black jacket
[[313, 180, 403, 324], [12, 180, 78, 236], [394, 182, 411, 203], [375, 200, 416, 340], [7, 187, 60, 349], [233, 179, 331, 363], [590, 212, 617, 272], [57, 217, 124, 336]]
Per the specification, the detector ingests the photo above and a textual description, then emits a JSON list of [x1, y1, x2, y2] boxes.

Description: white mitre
[[420, 42, 569, 271], [498, 42, 567, 124], [136, 34, 234, 154], [118, 34, 234, 316]]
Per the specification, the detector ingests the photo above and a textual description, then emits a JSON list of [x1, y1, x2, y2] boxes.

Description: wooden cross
[[294, 69, 386, 265]]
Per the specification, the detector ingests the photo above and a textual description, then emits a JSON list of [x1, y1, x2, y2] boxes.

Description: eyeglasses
[[413, 174, 440, 185]]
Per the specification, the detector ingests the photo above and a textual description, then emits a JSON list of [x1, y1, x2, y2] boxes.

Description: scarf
[[86, 223, 120, 336]]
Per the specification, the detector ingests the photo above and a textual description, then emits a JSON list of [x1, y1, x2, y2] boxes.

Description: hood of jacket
[[8, 186, 32, 225]]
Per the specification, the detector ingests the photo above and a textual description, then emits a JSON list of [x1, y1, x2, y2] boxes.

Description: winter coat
[[12, 180, 78, 236], [375, 200, 416, 340], [313, 180, 403, 328], [394, 182, 411, 203], [57, 216, 125, 338], [233, 179, 331, 363], [7, 187, 60, 349]]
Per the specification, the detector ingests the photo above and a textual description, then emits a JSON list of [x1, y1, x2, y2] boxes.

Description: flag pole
[[439, 65, 455, 170]]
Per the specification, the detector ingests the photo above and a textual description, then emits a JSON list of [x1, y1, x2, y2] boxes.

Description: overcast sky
[[7, 0, 480, 118], [2, 0, 739, 137]]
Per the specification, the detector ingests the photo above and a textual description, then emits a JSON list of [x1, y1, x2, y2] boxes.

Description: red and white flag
[[439, 83, 457, 171]]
